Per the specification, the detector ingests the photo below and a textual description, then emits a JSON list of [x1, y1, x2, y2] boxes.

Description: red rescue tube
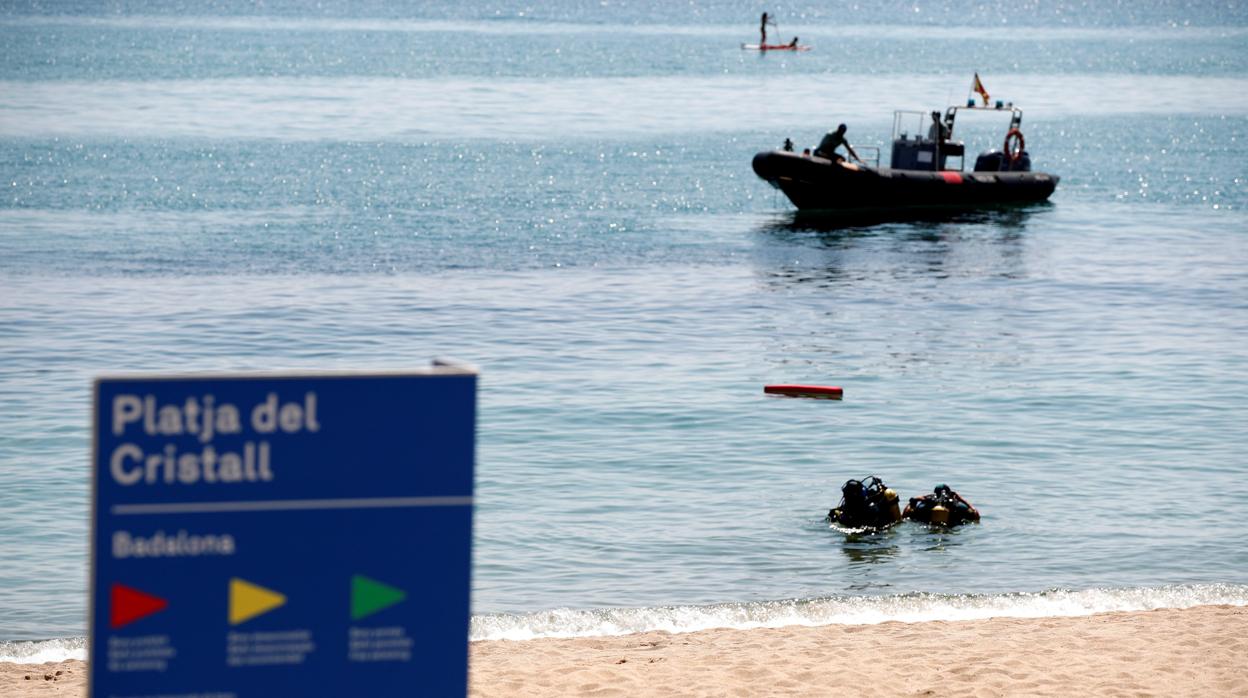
[[764, 384, 843, 399]]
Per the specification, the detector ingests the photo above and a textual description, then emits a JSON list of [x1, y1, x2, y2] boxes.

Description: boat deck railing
[[857, 146, 881, 169]]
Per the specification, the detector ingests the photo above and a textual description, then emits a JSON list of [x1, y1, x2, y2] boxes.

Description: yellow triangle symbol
[[229, 577, 287, 626]]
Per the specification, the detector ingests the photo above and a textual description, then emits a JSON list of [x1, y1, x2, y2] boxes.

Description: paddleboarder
[[760, 12, 776, 45]]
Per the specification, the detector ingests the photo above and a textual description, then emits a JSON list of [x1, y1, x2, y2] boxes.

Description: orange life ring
[[1003, 128, 1025, 164]]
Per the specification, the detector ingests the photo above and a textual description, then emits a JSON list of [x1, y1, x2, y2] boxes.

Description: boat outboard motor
[[903, 484, 980, 527], [828, 476, 902, 530], [974, 150, 1031, 173]]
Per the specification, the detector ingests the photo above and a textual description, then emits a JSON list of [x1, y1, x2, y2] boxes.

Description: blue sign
[[90, 366, 477, 697]]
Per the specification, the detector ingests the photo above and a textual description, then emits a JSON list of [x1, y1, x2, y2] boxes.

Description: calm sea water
[[2, 0, 1248, 659]]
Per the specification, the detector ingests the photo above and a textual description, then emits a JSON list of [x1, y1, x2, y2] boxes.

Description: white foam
[[7, 585, 1246, 658], [0, 637, 87, 664], [469, 583, 1248, 641]]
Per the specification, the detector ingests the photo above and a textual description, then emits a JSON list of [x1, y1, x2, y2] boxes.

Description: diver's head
[[836, 123, 847, 134]]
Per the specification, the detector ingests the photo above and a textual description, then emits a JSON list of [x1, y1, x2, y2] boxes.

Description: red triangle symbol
[[111, 583, 169, 629]]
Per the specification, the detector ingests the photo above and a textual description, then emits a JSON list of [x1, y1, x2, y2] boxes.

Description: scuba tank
[[883, 488, 901, 521], [828, 476, 902, 530], [902, 484, 979, 527]]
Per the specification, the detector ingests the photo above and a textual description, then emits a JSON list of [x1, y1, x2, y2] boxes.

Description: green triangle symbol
[[351, 575, 407, 621]]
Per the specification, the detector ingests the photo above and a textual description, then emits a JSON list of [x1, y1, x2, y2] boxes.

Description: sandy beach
[[0, 660, 82, 696], [4, 605, 1245, 697]]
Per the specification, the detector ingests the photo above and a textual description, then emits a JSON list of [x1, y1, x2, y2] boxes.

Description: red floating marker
[[111, 583, 169, 629], [764, 384, 843, 400]]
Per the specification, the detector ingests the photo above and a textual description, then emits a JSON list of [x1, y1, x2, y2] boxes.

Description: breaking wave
[[0, 637, 86, 664], [469, 583, 1248, 641], [6, 584, 1246, 661]]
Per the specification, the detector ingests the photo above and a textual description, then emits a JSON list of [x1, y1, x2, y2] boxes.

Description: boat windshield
[[892, 110, 933, 143], [944, 105, 1023, 141]]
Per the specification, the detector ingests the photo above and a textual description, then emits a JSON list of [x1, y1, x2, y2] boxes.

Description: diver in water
[[827, 476, 902, 530], [903, 484, 980, 526]]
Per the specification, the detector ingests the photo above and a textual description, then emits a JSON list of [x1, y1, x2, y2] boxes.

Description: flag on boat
[[971, 73, 990, 106]]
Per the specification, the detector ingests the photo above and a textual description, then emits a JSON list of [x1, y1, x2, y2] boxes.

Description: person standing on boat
[[760, 12, 776, 45], [814, 124, 862, 163], [928, 111, 949, 143]]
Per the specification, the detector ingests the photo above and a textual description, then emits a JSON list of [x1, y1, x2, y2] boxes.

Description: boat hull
[[753, 151, 1059, 211]]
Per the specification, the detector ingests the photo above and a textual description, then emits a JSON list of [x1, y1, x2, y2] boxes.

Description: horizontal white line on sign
[[111, 496, 474, 515]]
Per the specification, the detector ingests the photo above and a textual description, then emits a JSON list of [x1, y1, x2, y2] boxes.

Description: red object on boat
[[764, 384, 843, 399]]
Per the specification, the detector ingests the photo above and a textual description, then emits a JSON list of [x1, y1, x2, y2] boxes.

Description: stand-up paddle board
[[741, 43, 811, 51]]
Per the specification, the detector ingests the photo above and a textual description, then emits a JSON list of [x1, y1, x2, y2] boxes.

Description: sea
[[2, 0, 1247, 663]]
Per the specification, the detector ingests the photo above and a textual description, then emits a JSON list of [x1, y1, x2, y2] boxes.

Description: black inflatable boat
[[753, 104, 1059, 212]]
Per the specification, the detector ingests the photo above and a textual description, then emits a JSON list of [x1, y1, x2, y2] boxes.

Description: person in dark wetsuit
[[927, 111, 949, 143], [903, 484, 980, 527], [815, 123, 861, 163], [827, 477, 902, 530], [760, 12, 776, 45]]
